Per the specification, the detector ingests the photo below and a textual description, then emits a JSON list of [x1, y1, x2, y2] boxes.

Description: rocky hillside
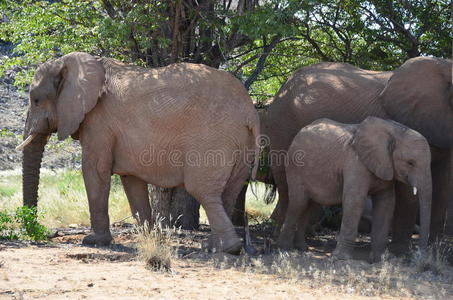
[[0, 42, 81, 171]]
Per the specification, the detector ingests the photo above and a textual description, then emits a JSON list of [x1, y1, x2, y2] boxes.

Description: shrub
[[0, 210, 19, 240], [0, 206, 49, 241], [14, 206, 50, 241]]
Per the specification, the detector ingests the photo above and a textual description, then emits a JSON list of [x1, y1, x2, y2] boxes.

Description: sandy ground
[[1, 226, 452, 300], [0, 243, 371, 300]]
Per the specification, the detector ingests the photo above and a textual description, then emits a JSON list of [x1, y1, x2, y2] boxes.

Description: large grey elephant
[[264, 57, 452, 252], [19, 52, 260, 254], [277, 117, 432, 262]]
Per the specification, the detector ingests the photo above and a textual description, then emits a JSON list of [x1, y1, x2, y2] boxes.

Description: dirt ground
[[1, 225, 452, 300]]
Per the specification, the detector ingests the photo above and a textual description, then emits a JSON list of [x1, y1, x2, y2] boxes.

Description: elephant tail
[[249, 120, 261, 181]]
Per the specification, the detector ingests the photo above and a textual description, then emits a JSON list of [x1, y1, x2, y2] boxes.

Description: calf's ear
[[352, 117, 394, 181]]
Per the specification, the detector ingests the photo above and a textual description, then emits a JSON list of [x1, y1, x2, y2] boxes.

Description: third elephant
[[277, 117, 432, 262], [263, 57, 452, 252]]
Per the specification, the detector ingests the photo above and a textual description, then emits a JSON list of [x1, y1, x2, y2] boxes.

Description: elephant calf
[[277, 116, 432, 262]]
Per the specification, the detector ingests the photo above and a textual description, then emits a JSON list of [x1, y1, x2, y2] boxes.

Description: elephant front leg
[[333, 172, 368, 260], [370, 188, 395, 263], [389, 182, 417, 255], [81, 152, 113, 246], [121, 175, 152, 225], [429, 150, 452, 243]]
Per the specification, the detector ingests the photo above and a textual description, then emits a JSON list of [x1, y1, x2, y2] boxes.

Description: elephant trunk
[[415, 176, 432, 249], [22, 118, 49, 207]]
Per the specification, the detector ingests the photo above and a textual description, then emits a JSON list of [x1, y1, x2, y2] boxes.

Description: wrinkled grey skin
[[264, 57, 452, 253], [21, 52, 260, 254], [277, 117, 432, 262]]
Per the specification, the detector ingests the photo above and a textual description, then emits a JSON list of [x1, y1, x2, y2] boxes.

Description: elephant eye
[[33, 98, 39, 105], [407, 160, 416, 167]]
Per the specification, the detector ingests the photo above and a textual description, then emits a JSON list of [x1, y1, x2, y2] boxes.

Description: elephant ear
[[56, 52, 105, 140], [380, 57, 453, 148], [352, 117, 394, 181]]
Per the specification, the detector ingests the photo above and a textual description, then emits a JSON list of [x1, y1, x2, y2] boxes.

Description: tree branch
[[244, 35, 281, 90]]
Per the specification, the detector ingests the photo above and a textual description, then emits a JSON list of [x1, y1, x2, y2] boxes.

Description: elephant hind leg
[[194, 194, 241, 254], [120, 175, 152, 225], [277, 183, 310, 250], [294, 202, 318, 251], [185, 171, 241, 254], [222, 164, 249, 219], [231, 185, 248, 226]]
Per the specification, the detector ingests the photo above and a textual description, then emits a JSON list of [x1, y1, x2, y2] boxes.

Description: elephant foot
[[332, 243, 354, 260], [82, 232, 112, 247], [202, 233, 242, 255]]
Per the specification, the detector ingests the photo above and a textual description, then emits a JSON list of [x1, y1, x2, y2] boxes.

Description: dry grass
[[0, 169, 134, 227], [0, 169, 276, 228], [208, 248, 451, 298], [410, 242, 452, 275], [1, 169, 452, 298], [135, 216, 177, 271]]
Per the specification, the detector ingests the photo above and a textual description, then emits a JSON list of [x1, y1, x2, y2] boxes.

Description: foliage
[[0, 210, 18, 239], [0, 206, 49, 241], [14, 206, 50, 240], [1, 1, 450, 100]]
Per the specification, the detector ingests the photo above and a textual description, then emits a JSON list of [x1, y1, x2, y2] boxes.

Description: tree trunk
[[148, 185, 200, 230]]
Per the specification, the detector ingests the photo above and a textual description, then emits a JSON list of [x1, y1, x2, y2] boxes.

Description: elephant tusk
[[16, 134, 37, 150], [413, 186, 418, 196]]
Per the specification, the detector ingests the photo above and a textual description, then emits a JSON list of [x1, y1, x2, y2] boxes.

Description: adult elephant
[[19, 52, 260, 254], [265, 57, 452, 252]]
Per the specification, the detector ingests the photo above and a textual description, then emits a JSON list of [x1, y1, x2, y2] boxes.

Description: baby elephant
[[277, 117, 432, 262]]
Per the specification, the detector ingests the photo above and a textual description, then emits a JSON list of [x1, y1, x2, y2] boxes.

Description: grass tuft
[[135, 216, 175, 272], [410, 242, 451, 275]]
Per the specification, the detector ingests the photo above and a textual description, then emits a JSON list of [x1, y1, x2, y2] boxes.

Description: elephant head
[[352, 116, 432, 248], [19, 52, 105, 207], [380, 57, 453, 148]]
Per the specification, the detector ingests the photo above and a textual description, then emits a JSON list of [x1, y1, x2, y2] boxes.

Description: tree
[[0, 0, 296, 229], [1, 0, 451, 228]]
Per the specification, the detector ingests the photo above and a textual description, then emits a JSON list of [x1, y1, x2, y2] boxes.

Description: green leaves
[[15, 206, 50, 241], [0, 206, 50, 241], [1, 0, 101, 87], [0, 0, 450, 95]]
